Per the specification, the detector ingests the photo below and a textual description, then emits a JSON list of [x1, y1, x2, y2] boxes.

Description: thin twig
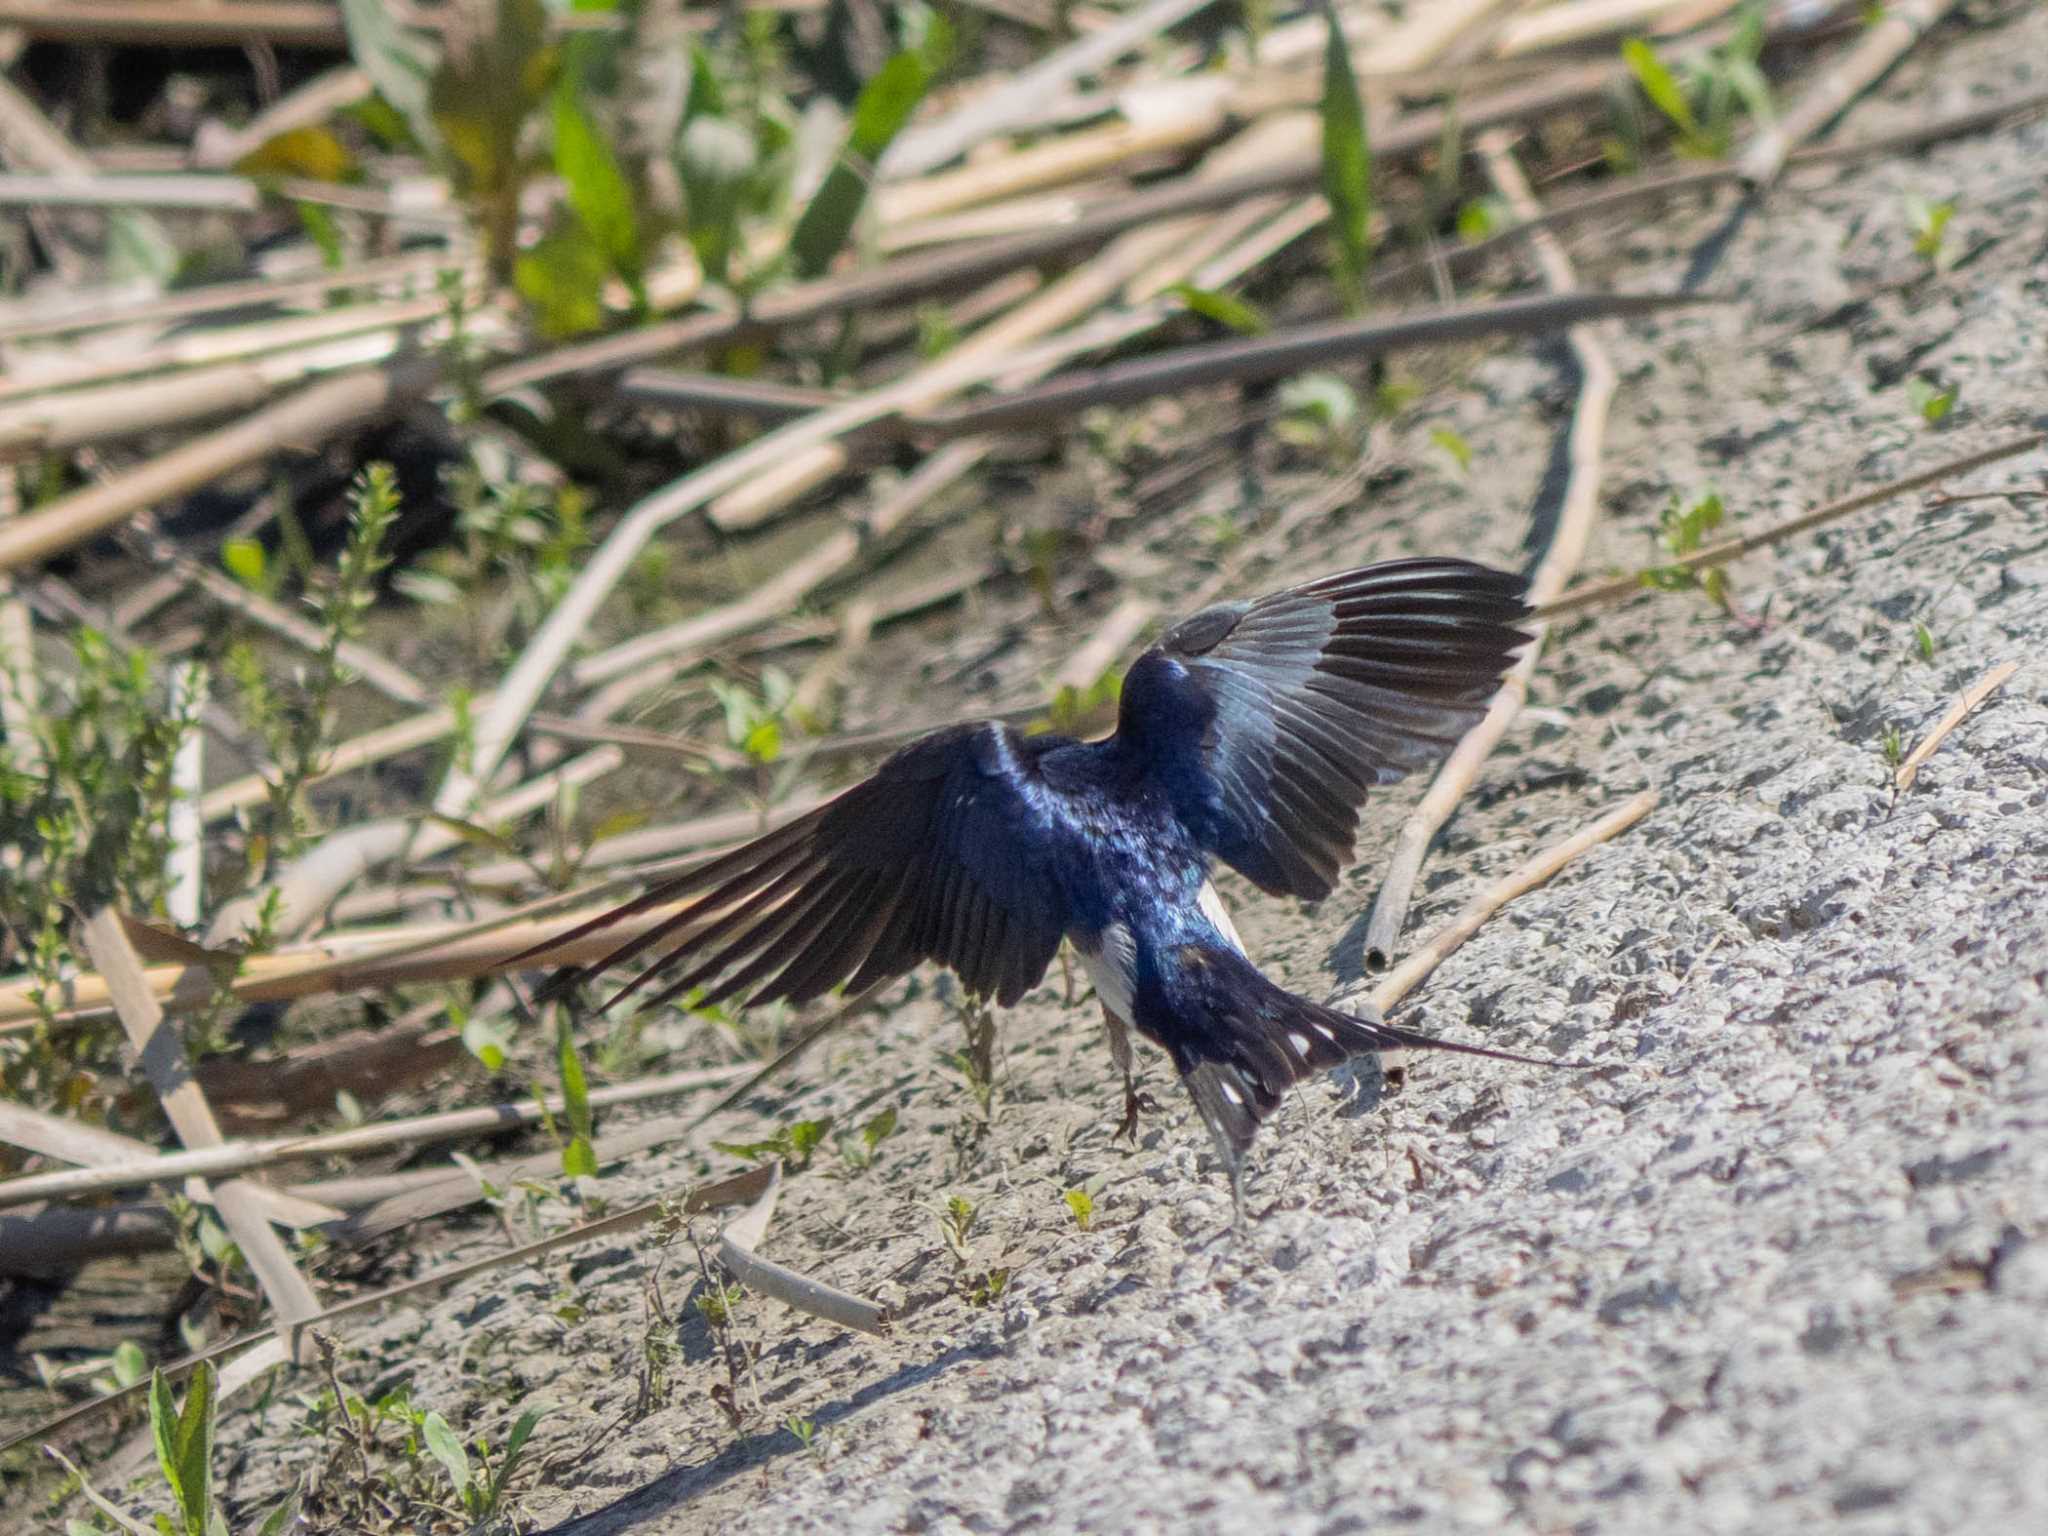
[[1362, 133, 1616, 968], [1538, 430, 2048, 619], [1894, 660, 2020, 793], [910, 290, 1715, 439], [0, 1062, 751, 1209], [0, 293, 452, 404]]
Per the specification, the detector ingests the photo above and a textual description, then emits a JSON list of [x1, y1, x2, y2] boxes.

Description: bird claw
[[1115, 1085, 1162, 1144]]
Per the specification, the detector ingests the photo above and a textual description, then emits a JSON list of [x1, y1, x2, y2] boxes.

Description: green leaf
[[422, 1411, 471, 1500], [221, 538, 267, 594], [149, 1371, 181, 1520], [1168, 283, 1270, 335], [236, 126, 359, 182], [295, 201, 346, 268], [784, 1117, 828, 1166], [1906, 195, 1954, 257], [742, 717, 781, 763], [514, 223, 610, 337], [1914, 620, 1936, 662], [501, 1406, 545, 1467], [154, 1362, 216, 1536], [712, 1136, 787, 1164], [111, 1339, 149, 1387], [562, 1134, 598, 1178], [860, 1106, 898, 1152], [462, 1013, 511, 1072], [1063, 1188, 1094, 1230], [789, 41, 940, 278], [1905, 377, 1956, 423], [428, 0, 556, 209], [426, 813, 521, 856], [1318, 1, 1372, 315], [557, 1012, 595, 1178], [553, 74, 643, 297], [1622, 37, 1699, 143], [488, 1407, 546, 1503], [338, 0, 439, 149], [1429, 426, 1473, 472], [1456, 196, 1506, 241]]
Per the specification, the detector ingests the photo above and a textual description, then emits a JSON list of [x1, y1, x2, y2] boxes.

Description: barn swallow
[[526, 558, 1551, 1188]]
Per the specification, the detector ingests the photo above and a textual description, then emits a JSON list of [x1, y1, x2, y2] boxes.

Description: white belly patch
[[1076, 922, 1137, 1024]]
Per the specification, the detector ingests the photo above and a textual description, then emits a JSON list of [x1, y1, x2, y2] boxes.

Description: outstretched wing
[[1116, 558, 1531, 900], [525, 723, 1070, 1013]]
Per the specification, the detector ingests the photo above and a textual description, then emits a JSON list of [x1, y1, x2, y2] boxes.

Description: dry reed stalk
[[0, 469, 35, 778], [882, 0, 1222, 179], [0, 171, 261, 210], [0, 1061, 752, 1209], [1356, 790, 1661, 1015], [706, 108, 1315, 534], [0, 1, 347, 47], [478, 59, 1631, 401], [0, 294, 450, 403], [190, 64, 372, 169], [165, 663, 206, 927], [0, 358, 439, 572], [0, 862, 718, 1031], [877, 101, 1229, 227], [327, 792, 836, 925], [77, 909, 324, 1360], [0, 250, 454, 343], [204, 746, 623, 946], [570, 434, 988, 696], [1494, 0, 1737, 58], [0, 1100, 343, 1232], [1363, 133, 1617, 967], [1740, 0, 1964, 186], [1894, 660, 2020, 793]]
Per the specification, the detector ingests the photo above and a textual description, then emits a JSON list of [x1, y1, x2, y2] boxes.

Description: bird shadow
[[530, 1341, 1003, 1535]]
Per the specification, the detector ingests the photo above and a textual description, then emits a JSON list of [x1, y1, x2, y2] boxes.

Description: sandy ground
[[136, 9, 2048, 1533]]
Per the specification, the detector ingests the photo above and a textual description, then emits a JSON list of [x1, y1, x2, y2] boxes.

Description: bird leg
[[1101, 1006, 1159, 1143]]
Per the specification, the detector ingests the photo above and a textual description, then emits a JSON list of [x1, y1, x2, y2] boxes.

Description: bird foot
[[1115, 1084, 1163, 1144]]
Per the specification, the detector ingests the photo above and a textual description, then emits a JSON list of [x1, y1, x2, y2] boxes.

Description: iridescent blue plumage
[[525, 558, 1546, 1177]]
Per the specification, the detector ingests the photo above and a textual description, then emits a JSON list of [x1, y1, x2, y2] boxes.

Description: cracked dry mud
[[195, 14, 2047, 1535]]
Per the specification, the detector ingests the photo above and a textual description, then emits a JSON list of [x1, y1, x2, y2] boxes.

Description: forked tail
[[1159, 943, 1583, 1175]]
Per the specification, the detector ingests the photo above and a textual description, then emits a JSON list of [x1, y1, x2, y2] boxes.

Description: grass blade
[[1319, 0, 1373, 314]]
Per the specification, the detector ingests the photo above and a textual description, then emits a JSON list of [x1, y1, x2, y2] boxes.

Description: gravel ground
[[177, 10, 2048, 1534]]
